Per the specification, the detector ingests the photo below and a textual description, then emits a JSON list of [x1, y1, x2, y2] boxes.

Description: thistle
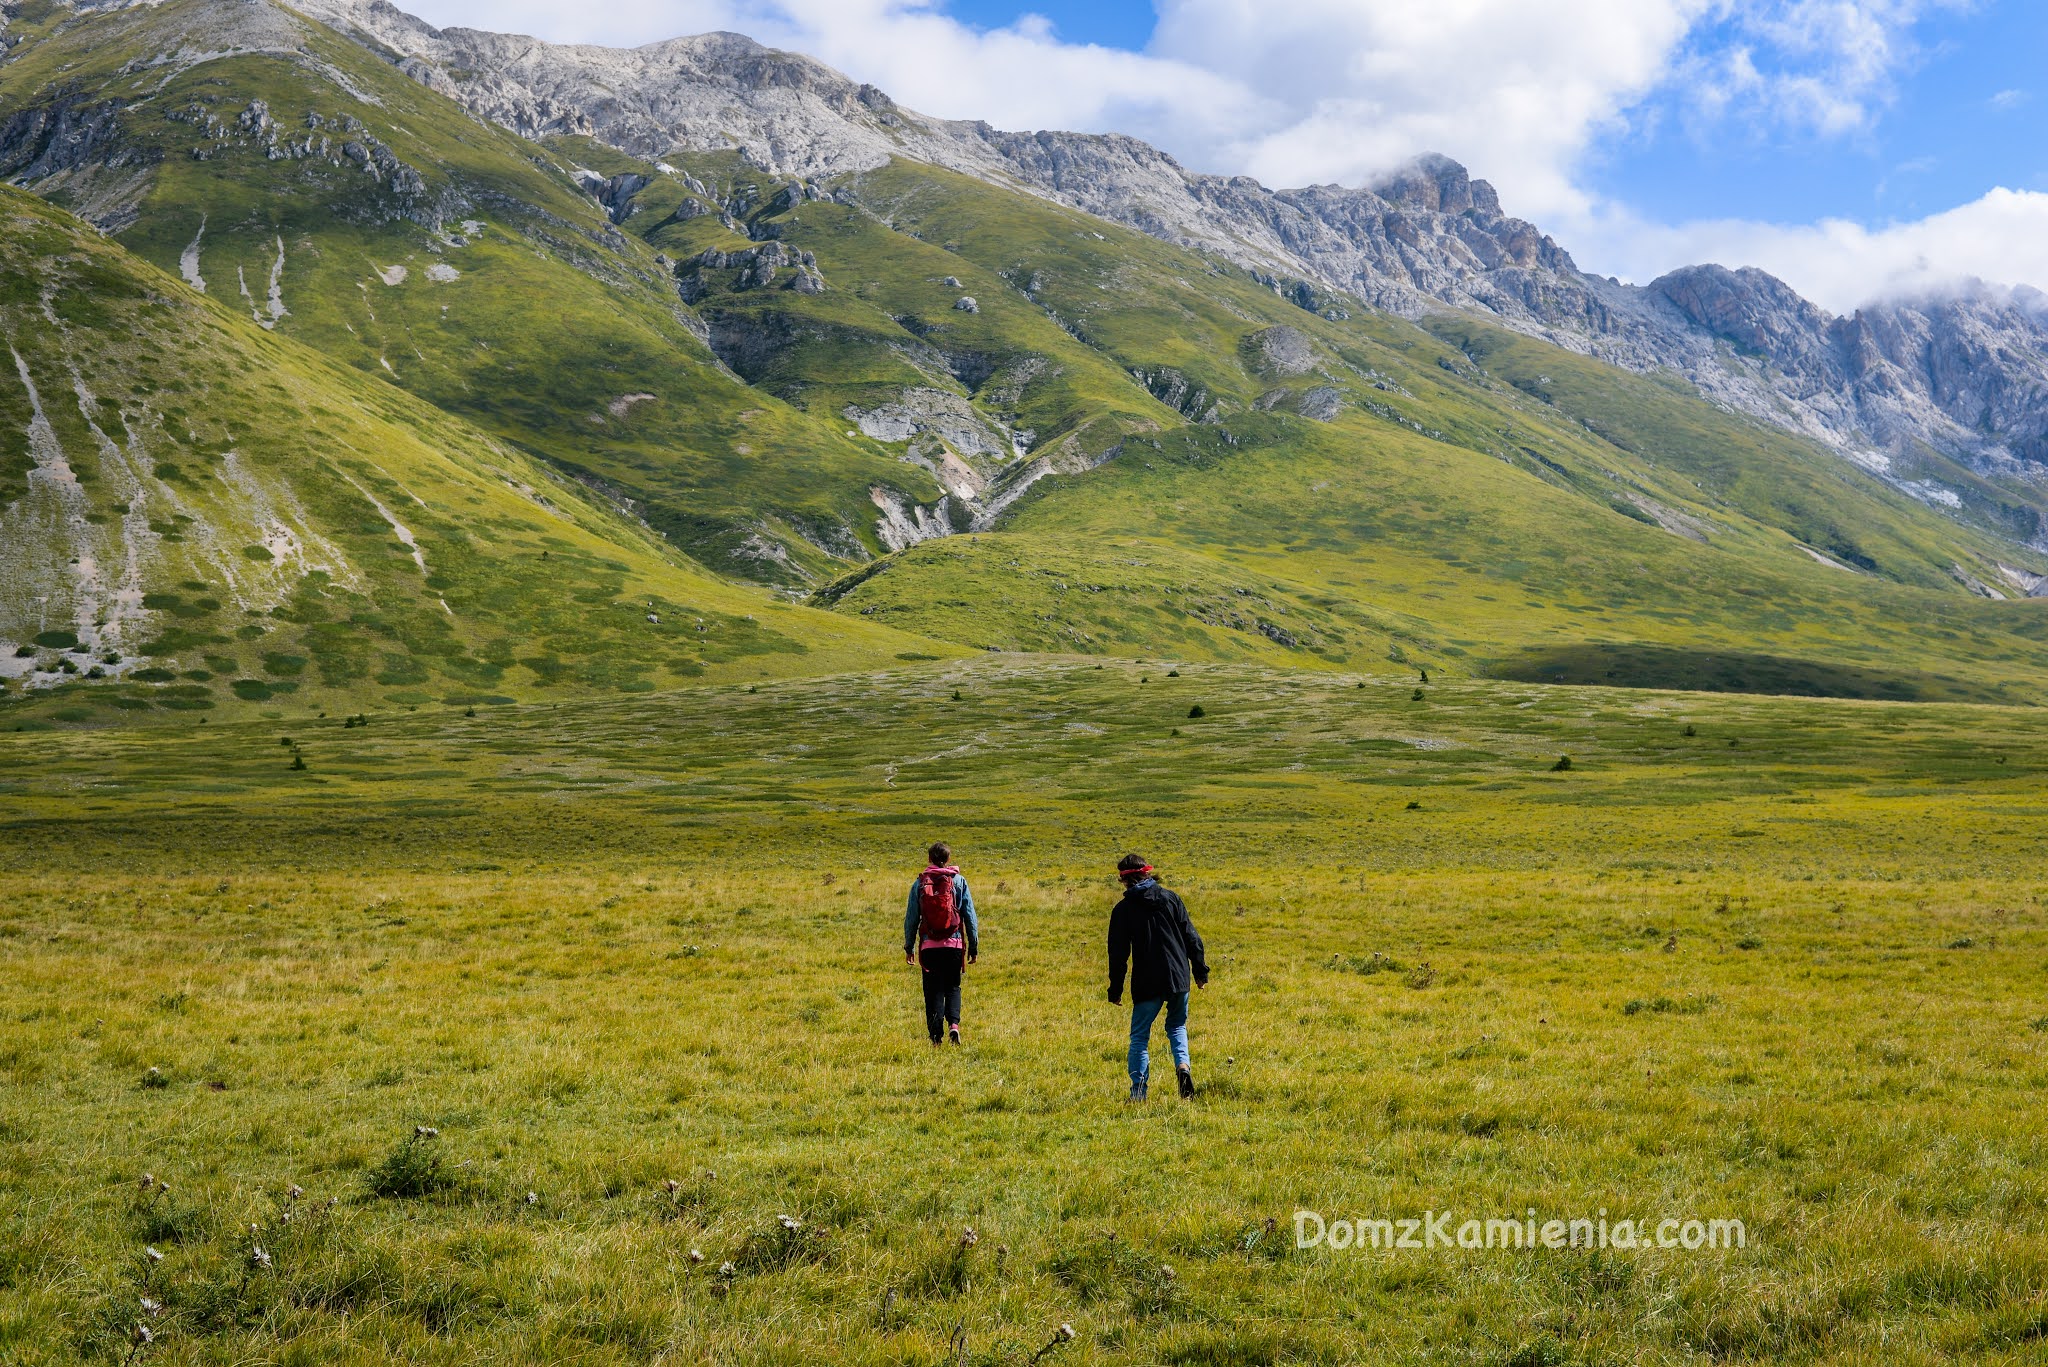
[[1028, 1322, 1077, 1363]]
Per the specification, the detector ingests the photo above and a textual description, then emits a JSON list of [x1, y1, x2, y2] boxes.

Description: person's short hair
[[1118, 852, 1148, 873], [928, 841, 951, 866]]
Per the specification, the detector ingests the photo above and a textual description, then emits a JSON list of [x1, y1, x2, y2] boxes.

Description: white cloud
[[1145, 0, 1702, 220], [392, 0, 2037, 308], [1574, 187, 2048, 312]]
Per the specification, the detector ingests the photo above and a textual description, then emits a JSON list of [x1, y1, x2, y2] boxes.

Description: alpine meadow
[[3, 1, 2048, 1364]]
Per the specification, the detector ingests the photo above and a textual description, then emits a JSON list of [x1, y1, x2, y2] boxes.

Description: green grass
[[5, 660, 2048, 1362]]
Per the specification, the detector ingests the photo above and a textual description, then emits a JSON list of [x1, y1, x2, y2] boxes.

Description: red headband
[[1119, 865, 1153, 879]]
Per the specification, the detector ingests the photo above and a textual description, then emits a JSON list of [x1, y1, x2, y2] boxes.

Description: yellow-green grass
[[4, 660, 2048, 1363]]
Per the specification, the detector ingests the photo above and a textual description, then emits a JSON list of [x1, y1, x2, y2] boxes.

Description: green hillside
[[0, 0, 951, 580], [0, 187, 956, 724]]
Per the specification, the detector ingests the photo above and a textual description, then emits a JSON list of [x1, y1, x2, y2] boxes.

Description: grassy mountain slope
[[0, 186, 955, 724], [796, 163, 2048, 694], [0, 0, 954, 580]]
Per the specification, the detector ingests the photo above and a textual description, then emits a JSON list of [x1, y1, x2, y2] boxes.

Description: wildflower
[[663, 1179, 680, 1195], [777, 1214, 802, 1232], [249, 1244, 272, 1270], [688, 1248, 704, 1264], [1159, 1264, 1174, 1280], [960, 1226, 979, 1248], [414, 1125, 438, 1138], [718, 1261, 735, 1277], [139, 1297, 162, 1317], [140, 1173, 155, 1190], [287, 1184, 303, 1201], [525, 1191, 538, 1206], [1058, 1323, 1075, 1341], [279, 1210, 293, 1224], [134, 1325, 155, 1345], [326, 1196, 339, 1209], [144, 1247, 164, 1264]]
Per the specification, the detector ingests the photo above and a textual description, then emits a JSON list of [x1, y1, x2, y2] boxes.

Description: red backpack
[[917, 866, 961, 940]]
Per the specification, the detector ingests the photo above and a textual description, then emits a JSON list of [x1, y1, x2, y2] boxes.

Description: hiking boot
[[1177, 1066, 1195, 1099], [948, 1025, 961, 1046], [1127, 1079, 1148, 1103]]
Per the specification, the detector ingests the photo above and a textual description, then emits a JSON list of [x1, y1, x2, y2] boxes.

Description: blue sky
[[940, 0, 2046, 234], [1594, 1, 2048, 226], [403, 0, 2048, 308]]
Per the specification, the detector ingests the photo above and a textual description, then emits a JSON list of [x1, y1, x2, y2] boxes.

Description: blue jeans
[[1128, 992, 1190, 1086]]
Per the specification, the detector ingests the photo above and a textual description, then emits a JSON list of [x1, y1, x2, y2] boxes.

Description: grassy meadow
[[5, 659, 2048, 1364]]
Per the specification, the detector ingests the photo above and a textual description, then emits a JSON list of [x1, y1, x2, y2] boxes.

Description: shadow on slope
[[1487, 643, 2019, 704]]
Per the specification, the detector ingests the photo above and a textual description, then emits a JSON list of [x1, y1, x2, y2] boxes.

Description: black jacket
[[1108, 880, 1208, 1003]]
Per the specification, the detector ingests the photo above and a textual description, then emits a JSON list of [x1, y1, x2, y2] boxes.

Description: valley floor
[[3, 660, 2046, 1364]]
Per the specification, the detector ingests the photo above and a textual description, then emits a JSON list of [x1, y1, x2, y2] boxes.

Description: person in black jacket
[[1107, 852, 1209, 1101]]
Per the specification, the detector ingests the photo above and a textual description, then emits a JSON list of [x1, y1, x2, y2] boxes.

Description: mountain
[[0, 181, 952, 718], [282, 0, 2048, 553], [2, 0, 2047, 721]]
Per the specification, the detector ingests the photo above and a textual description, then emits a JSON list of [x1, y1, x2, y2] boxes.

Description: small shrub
[[1187, 705, 1205, 718], [366, 1127, 453, 1199], [1404, 800, 1421, 811], [1551, 755, 1573, 772], [1683, 723, 1697, 737], [1411, 687, 1425, 701], [140, 1066, 169, 1090], [1946, 936, 1974, 950], [731, 1213, 831, 1274], [1736, 935, 1763, 950], [1503, 1335, 1568, 1367]]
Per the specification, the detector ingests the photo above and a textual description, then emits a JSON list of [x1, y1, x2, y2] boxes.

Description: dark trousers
[[919, 946, 964, 1041]]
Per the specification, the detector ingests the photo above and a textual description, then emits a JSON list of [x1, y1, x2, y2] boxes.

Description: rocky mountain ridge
[[278, 0, 2048, 552]]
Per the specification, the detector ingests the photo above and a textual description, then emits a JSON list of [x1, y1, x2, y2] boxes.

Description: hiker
[[1107, 853, 1208, 1101], [904, 842, 978, 1046]]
